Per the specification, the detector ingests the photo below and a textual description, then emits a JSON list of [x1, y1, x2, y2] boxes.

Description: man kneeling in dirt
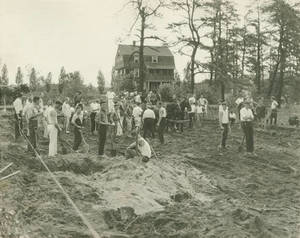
[[125, 131, 151, 162]]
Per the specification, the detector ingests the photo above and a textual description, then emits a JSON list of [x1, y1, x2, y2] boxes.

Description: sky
[[0, 0, 254, 86]]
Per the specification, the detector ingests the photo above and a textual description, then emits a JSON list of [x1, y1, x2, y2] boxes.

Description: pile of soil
[[0, 113, 300, 237]]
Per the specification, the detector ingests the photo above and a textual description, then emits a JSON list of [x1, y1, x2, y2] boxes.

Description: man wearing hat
[[219, 101, 230, 149], [240, 100, 256, 156], [142, 104, 156, 139], [269, 96, 279, 125], [96, 100, 110, 157]]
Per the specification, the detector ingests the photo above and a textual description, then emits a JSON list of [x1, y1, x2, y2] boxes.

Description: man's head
[[75, 103, 83, 114], [55, 100, 62, 110], [47, 99, 53, 106], [33, 96, 40, 105], [100, 100, 106, 110], [221, 101, 227, 108]]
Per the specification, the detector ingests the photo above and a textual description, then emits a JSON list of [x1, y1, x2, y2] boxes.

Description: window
[[152, 56, 158, 63], [134, 55, 139, 63]]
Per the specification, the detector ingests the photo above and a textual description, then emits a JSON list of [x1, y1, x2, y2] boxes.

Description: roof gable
[[117, 44, 173, 57]]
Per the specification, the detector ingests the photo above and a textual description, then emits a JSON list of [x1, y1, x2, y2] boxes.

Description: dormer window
[[152, 56, 158, 63], [134, 55, 139, 63]]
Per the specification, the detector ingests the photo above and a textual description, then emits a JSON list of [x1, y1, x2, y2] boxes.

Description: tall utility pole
[[139, 7, 146, 92]]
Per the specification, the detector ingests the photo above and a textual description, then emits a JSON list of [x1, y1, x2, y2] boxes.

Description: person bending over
[[125, 131, 152, 162]]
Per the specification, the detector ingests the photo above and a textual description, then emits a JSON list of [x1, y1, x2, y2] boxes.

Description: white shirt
[[229, 112, 237, 119], [48, 107, 58, 125], [62, 102, 71, 117], [235, 97, 244, 106], [138, 137, 151, 158], [13, 98, 23, 114], [271, 100, 278, 110], [199, 98, 208, 106], [159, 107, 167, 118], [90, 102, 100, 112], [189, 97, 196, 105], [240, 107, 254, 122], [143, 109, 155, 120], [23, 101, 32, 117], [106, 91, 115, 100], [189, 104, 196, 113], [219, 106, 229, 124], [135, 95, 141, 103], [133, 106, 143, 119]]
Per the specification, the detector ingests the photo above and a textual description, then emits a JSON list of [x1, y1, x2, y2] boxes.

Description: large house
[[113, 43, 175, 91]]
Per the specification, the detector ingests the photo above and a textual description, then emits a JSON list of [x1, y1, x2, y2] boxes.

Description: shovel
[[80, 131, 90, 154], [238, 135, 245, 152]]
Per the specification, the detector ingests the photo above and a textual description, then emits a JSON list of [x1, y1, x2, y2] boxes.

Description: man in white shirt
[[142, 104, 156, 139], [126, 132, 152, 162], [188, 102, 196, 128], [219, 101, 230, 149], [157, 102, 167, 144], [90, 99, 100, 135], [47, 101, 62, 157], [132, 102, 143, 129], [235, 93, 244, 120], [13, 93, 23, 141], [270, 96, 279, 125], [198, 95, 208, 116], [189, 94, 196, 105], [135, 93, 142, 104], [62, 98, 71, 134], [240, 100, 255, 156]]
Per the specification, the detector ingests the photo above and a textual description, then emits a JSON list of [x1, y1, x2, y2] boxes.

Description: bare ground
[[0, 113, 300, 238]]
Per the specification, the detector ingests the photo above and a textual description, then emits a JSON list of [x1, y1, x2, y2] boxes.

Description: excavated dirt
[[0, 112, 300, 238]]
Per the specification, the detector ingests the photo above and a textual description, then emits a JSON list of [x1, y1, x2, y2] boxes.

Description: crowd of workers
[[11, 88, 285, 161]]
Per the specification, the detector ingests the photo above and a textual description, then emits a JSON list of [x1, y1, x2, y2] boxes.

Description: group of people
[[218, 92, 280, 157], [12, 87, 282, 160], [12, 90, 168, 161]]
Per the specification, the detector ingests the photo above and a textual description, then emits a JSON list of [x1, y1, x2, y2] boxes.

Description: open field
[[0, 112, 300, 238]]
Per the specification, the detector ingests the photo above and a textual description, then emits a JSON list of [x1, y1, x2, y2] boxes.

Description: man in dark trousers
[[218, 101, 230, 149], [25, 96, 42, 153], [142, 104, 156, 139], [240, 100, 256, 157], [96, 100, 110, 157]]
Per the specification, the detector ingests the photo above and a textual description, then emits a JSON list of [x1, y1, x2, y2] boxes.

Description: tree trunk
[[190, 46, 197, 94], [139, 8, 145, 92], [277, 49, 286, 107], [221, 82, 225, 101]]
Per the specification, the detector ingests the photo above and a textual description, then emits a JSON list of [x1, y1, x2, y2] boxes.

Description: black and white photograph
[[0, 0, 300, 237]]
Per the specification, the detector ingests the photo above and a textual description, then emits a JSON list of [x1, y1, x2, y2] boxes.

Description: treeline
[[0, 65, 106, 104], [125, 0, 300, 102]]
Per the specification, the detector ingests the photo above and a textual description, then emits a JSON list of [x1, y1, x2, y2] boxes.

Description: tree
[[1, 64, 9, 86], [15, 67, 23, 85], [263, 0, 300, 103], [45, 72, 52, 93], [127, 0, 165, 91], [29, 67, 38, 91], [168, 0, 204, 94], [97, 70, 105, 94], [58, 66, 67, 94]]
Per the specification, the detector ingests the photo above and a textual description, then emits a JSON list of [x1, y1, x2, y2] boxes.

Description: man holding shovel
[[218, 101, 230, 150], [240, 100, 257, 157], [96, 100, 112, 157]]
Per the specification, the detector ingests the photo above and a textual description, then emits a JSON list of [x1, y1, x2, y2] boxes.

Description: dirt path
[[0, 115, 300, 238]]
